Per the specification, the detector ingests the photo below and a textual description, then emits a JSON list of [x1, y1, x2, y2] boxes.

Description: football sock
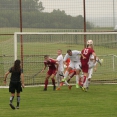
[[52, 79, 55, 86], [10, 96, 14, 104], [64, 71, 69, 79], [64, 80, 69, 86], [76, 75, 79, 84], [44, 79, 48, 89], [83, 76, 88, 88], [17, 96, 20, 107]]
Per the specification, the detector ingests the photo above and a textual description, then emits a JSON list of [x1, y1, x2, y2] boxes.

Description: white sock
[[83, 78, 88, 88], [86, 79, 90, 88], [64, 71, 69, 80], [64, 80, 69, 86], [76, 75, 79, 84]]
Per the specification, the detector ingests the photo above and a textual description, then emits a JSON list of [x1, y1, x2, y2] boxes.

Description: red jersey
[[44, 59, 56, 70], [81, 48, 94, 64]]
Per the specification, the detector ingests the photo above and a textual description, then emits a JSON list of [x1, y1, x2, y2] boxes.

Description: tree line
[[0, 0, 93, 29]]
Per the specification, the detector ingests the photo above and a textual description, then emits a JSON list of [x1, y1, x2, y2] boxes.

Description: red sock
[[44, 79, 48, 89], [51, 79, 55, 86], [83, 76, 86, 83]]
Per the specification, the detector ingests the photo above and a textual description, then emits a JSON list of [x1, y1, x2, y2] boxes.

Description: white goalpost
[[13, 31, 117, 85]]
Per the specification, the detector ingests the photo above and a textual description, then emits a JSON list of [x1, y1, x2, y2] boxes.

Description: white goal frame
[[14, 31, 117, 60]]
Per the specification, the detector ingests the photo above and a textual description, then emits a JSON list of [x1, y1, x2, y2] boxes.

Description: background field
[[0, 84, 117, 117]]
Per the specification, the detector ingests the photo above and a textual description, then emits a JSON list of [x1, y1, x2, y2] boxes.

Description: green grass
[[0, 84, 117, 117]]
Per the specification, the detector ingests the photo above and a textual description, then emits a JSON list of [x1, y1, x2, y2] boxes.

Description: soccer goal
[[12, 32, 117, 85]]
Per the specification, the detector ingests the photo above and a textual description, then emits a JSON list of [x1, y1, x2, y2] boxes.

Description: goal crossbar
[[14, 32, 117, 35], [14, 31, 117, 60]]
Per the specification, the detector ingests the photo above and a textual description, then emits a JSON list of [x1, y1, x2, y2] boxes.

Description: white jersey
[[64, 50, 81, 62], [56, 54, 64, 71]]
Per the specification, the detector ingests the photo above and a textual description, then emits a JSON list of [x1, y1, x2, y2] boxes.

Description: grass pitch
[[0, 84, 117, 117]]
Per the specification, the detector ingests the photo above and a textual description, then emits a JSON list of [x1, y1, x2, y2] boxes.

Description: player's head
[[13, 59, 21, 71], [44, 55, 49, 61], [67, 49, 72, 56], [87, 40, 93, 48], [57, 49, 62, 55]]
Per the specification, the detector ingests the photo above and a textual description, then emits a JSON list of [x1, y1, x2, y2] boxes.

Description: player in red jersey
[[42, 55, 59, 91], [80, 40, 96, 91]]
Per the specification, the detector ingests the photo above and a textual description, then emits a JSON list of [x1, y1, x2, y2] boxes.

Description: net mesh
[[0, 32, 117, 86]]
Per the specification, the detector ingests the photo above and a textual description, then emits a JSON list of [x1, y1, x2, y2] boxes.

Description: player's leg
[[9, 82, 15, 109], [16, 93, 20, 109], [56, 71, 60, 90], [44, 74, 50, 91], [75, 62, 81, 88], [16, 82, 22, 109], [62, 67, 72, 82], [96, 57, 103, 66], [67, 71, 76, 83], [82, 72, 88, 92], [51, 74, 56, 91], [81, 64, 89, 92], [86, 68, 93, 89]]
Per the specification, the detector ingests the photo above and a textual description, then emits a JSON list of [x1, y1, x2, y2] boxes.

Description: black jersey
[[9, 67, 23, 82]]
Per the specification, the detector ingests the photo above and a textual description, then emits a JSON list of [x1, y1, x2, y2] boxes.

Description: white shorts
[[88, 68, 93, 79], [69, 61, 81, 70]]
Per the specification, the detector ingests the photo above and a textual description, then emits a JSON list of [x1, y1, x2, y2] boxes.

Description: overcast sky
[[40, 0, 117, 26], [41, 0, 117, 17]]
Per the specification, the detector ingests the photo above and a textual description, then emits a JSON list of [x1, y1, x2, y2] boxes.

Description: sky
[[40, 0, 117, 27], [40, 0, 117, 17]]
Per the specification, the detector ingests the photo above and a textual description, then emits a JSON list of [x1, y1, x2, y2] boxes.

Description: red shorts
[[81, 63, 89, 73], [47, 69, 57, 76]]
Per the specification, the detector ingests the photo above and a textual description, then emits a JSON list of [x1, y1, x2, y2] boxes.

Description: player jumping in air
[[42, 55, 58, 91], [80, 39, 103, 92]]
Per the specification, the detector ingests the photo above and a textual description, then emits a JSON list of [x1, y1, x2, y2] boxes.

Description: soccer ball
[[87, 40, 93, 45]]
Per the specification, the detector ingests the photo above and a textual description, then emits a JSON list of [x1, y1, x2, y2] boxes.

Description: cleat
[[43, 88, 47, 91], [9, 103, 15, 110], [68, 85, 72, 90], [56, 87, 60, 90], [53, 86, 56, 91], [16, 106, 19, 109], [97, 59, 103, 66], [67, 79, 70, 83], [60, 82, 63, 86], [76, 84, 79, 88], [82, 87, 87, 92]]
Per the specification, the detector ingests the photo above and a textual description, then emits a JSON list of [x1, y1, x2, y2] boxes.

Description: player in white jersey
[[55, 49, 64, 90], [62, 49, 81, 88], [86, 55, 103, 89]]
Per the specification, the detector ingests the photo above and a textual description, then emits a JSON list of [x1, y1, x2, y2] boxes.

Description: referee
[[4, 59, 24, 110]]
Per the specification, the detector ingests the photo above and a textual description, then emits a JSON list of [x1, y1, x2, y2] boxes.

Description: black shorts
[[9, 81, 22, 93]]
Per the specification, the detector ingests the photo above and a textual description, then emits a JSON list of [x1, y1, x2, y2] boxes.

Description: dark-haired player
[[4, 59, 24, 110]]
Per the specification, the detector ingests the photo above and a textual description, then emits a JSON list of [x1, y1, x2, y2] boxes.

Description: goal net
[[1, 32, 117, 86]]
